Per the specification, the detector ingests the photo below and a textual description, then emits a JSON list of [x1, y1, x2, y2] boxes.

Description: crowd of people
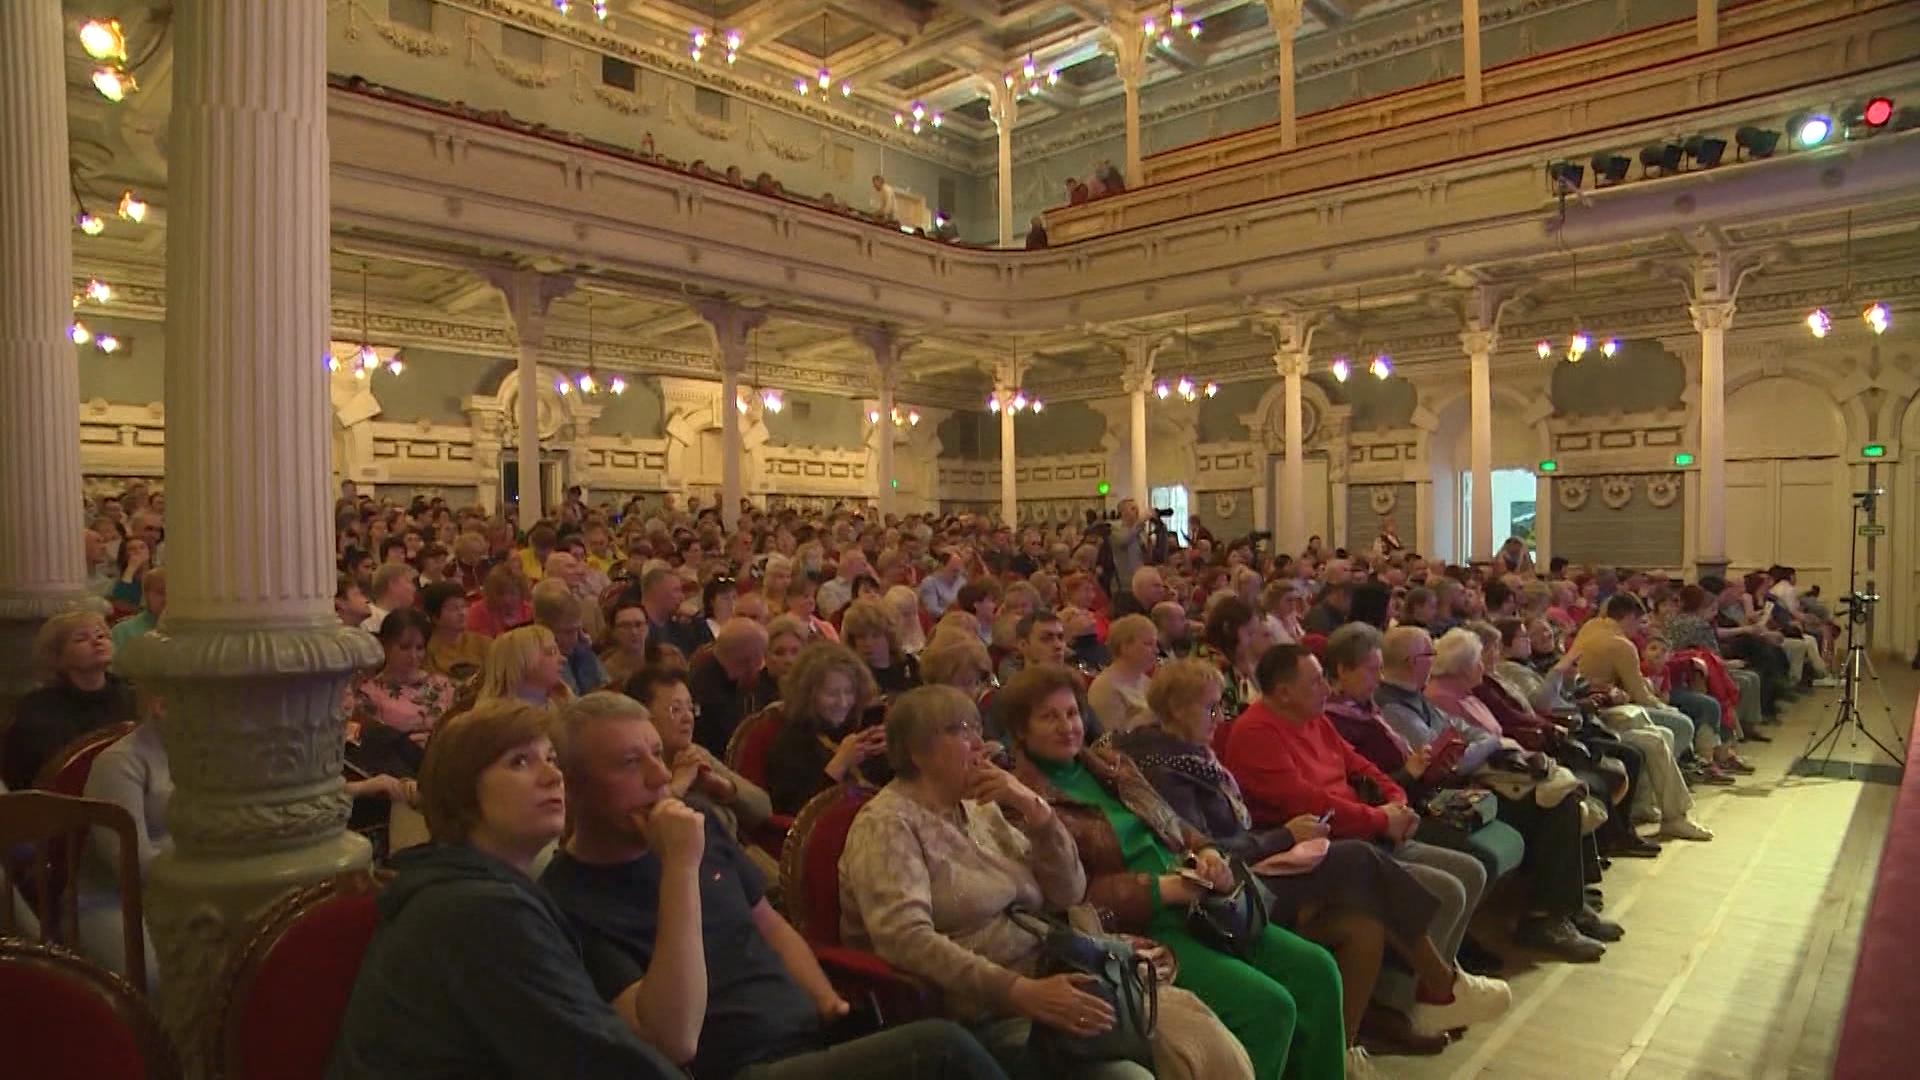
[[3, 478, 1849, 1079]]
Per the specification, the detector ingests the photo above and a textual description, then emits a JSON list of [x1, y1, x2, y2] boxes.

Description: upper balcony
[[1042, 0, 1920, 243]]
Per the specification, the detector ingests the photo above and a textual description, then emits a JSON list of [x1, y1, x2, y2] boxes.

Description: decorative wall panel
[[1552, 474, 1684, 570]]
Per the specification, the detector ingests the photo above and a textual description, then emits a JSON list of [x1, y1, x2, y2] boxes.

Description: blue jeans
[[971, 1017, 1152, 1080], [1667, 688, 1723, 755], [1641, 706, 1697, 760], [737, 1019, 1010, 1080]]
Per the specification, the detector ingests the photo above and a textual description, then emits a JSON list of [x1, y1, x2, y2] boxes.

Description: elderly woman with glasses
[[1117, 659, 1510, 1053], [840, 685, 1250, 1080]]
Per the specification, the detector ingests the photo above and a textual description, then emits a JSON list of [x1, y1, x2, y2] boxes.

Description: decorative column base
[[119, 616, 379, 1071]]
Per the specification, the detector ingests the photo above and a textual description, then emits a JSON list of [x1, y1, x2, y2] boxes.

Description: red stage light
[[1864, 97, 1895, 127]]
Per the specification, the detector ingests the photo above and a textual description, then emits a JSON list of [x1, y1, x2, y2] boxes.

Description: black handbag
[[1009, 909, 1157, 1072], [1184, 857, 1269, 960]]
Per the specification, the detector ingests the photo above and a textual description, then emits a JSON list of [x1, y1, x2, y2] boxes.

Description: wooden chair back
[[0, 791, 147, 993], [35, 721, 137, 796]]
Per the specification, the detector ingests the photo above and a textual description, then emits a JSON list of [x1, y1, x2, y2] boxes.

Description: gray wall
[[75, 315, 165, 404], [1551, 477, 1684, 567], [1550, 340, 1686, 417], [592, 375, 666, 438], [1197, 380, 1265, 442], [1346, 483, 1417, 553], [373, 347, 486, 425], [1195, 488, 1254, 542]]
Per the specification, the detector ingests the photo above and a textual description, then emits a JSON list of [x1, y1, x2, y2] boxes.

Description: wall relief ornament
[[1557, 477, 1591, 511], [666, 86, 737, 141], [1600, 476, 1636, 510], [334, 0, 451, 57], [1214, 492, 1240, 518], [593, 83, 651, 115], [1645, 474, 1681, 508], [747, 114, 824, 163], [467, 22, 558, 87], [1368, 487, 1398, 516]]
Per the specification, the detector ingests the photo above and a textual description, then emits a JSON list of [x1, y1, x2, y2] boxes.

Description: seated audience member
[[1111, 566, 1173, 620], [1666, 584, 1775, 731], [765, 641, 886, 814], [766, 615, 809, 684], [1259, 581, 1305, 648], [1348, 582, 1394, 632], [841, 685, 1247, 1080], [640, 565, 716, 657], [953, 581, 999, 647], [3, 611, 137, 792], [449, 530, 491, 592], [784, 576, 841, 643], [1301, 582, 1350, 636], [1220, 642, 1514, 970], [1095, 159, 1127, 194], [599, 592, 654, 690], [687, 617, 778, 755], [108, 536, 152, 608], [988, 610, 1104, 744], [1639, 634, 1749, 777], [336, 573, 373, 628], [519, 523, 559, 582], [884, 584, 928, 656], [842, 597, 922, 695], [532, 579, 607, 696], [1086, 614, 1157, 734], [1116, 659, 1509, 1049], [421, 581, 489, 680], [918, 636, 995, 701], [328, 700, 682, 1079], [1195, 597, 1269, 721], [1152, 600, 1194, 659], [468, 563, 533, 639], [1063, 176, 1090, 205], [475, 625, 574, 710], [363, 562, 418, 633], [352, 608, 457, 748], [999, 664, 1348, 1079], [539, 691, 1006, 1080], [1024, 215, 1049, 250], [703, 575, 739, 642], [78, 712, 168, 987], [624, 667, 774, 868], [1573, 594, 1719, 777], [917, 551, 968, 617], [1372, 628, 1614, 957], [110, 567, 166, 655]]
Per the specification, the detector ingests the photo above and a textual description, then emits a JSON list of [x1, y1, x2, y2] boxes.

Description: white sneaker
[[1346, 1045, 1388, 1080], [1659, 816, 1715, 841], [1409, 969, 1514, 1036], [1811, 675, 1840, 688]]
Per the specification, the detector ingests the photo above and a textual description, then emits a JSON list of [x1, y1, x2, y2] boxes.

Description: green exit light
[[1538, 460, 1558, 473], [1673, 452, 1696, 467], [1862, 443, 1887, 458], [890, 478, 899, 489], [1097, 481, 1112, 496]]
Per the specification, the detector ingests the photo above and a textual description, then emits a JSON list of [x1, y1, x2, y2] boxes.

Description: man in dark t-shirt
[[542, 693, 1006, 1080]]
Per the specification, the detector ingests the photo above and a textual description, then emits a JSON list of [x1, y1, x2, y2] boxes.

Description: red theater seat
[[0, 939, 177, 1079]]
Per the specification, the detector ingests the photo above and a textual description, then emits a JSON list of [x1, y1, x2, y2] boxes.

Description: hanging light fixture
[[690, 0, 740, 65], [761, 387, 784, 413], [592, 0, 608, 20], [796, 13, 839, 96], [116, 190, 147, 222], [92, 66, 134, 102], [333, 260, 398, 380], [1368, 353, 1393, 379], [1329, 356, 1351, 382], [558, 294, 624, 396], [1863, 302, 1891, 335], [76, 211, 105, 236], [1600, 337, 1621, 358], [1808, 211, 1890, 340], [83, 278, 113, 304], [1806, 308, 1833, 338], [70, 322, 92, 346], [894, 100, 941, 134], [78, 18, 127, 62]]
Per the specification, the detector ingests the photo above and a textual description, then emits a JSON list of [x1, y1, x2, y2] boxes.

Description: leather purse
[[1184, 857, 1270, 961], [1009, 909, 1158, 1072]]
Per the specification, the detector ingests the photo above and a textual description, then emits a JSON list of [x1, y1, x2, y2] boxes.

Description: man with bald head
[[1151, 600, 1192, 660], [688, 617, 777, 754]]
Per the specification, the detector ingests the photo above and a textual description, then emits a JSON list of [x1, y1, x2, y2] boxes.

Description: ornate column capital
[[1274, 349, 1311, 379], [1107, 20, 1148, 87], [693, 299, 768, 374], [485, 267, 574, 342], [1690, 299, 1736, 333], [1265, 0, 1306, 37], [985, 77, 1019, 132], [1460, 327, 1497, 357]]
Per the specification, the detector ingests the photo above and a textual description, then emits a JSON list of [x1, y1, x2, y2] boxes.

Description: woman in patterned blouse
[[352, 608, 457, 742]]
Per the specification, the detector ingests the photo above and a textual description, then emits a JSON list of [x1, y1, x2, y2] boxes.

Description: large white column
[[989, 80, 1018, 247], [1462, 0, 1484, 107], [1692, 298, 1733, 577], [993, 359, 1020, 525], [1266, 0, 1304, 150], [857, 327, 907, 518], [1464, 328, 1496, 563], [696, 301, 766, 532], [1697, 0, 1718, 48], [1121, 336, 1160, 505], [1278, 349, 1309, 554], [0, 0, 99, 699], [116, 2, 382, 1068], [488, 270, 572, 527], [1110, 23, 1148, 188]]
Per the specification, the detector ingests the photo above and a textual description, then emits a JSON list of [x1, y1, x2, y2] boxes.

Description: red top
[[1219, 698, 1406, 841]]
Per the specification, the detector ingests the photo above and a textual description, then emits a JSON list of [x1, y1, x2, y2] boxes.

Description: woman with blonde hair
[[475, 625, 573, 710], [764, 614, 810, 685], [920, 636, 995, 700], [3, 610, 136, 792], [1086, 614, 1158, 734], [884, 584, 928, 655], [841, 597, 921, 695], [764, 641, 884, 813], [929, 609, 981, 651]]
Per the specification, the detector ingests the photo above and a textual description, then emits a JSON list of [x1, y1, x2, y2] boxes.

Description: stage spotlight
[[1735, 126, 1780, 159], [1789, 112, 1833, 148], [1844, 96, 1895, 137], [1547, 161, 1584, 195], [1683, 135, 1727, 168], [1639, 142, 1683, 177], [1590, 153, 1631, 187]]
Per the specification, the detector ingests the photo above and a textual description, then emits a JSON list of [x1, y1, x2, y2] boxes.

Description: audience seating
[[726, 703, 795, 854], [0, 939, 179, 1080], [0, 790, 146, 993], [35, 721, 136, 795], [778, 784, 940, 1022], [218, 869, 392, 1080]]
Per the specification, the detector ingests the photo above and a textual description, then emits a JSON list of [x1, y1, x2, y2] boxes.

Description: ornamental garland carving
[[1555, 473, 1683, 510], [1214, 493, 1239, 518], [467, 22, 558, 88], [746, 114, 824, 163], [665, 86, 737, 142], [592, 83, 651, 116], [1368, 487, 1398, 516], [333, 0, 451, 57]]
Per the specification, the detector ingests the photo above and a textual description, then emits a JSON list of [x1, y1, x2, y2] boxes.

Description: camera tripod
[[1797, 489, 1907, 780]]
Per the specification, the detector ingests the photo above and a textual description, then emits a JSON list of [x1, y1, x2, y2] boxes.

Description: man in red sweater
[[1221, 644, 1503, 974]]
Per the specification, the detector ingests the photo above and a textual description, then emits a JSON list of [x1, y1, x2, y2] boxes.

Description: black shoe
[[1602, 836, 1662, 858], [1456, 935, 1505, 976], [1743, 729, 1773, 744], [1585, 886, 1605, 911], [1514, 916, 1607, 962], [1572, 906, 1625, 942]]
